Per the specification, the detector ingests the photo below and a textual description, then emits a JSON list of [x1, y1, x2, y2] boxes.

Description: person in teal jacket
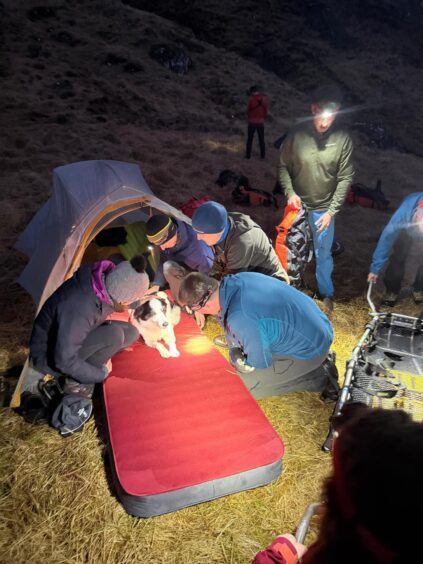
[[179, 271, 336, 399], [368, 192, 423, 306]]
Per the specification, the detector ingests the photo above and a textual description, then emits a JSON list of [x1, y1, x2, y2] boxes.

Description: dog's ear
[[133, 301, 153, 321], [156, 291, 168, 301]]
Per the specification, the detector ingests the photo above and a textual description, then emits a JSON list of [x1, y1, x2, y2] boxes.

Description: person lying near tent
[[29, 256, 149, 436], [145, 214, 214, 328], [178, 271, 338, 400], [252, 403, 423, 563], [368, 192, 423, 306]]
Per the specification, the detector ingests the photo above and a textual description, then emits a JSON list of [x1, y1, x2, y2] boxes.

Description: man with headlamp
[[278, 85, 355, 312]]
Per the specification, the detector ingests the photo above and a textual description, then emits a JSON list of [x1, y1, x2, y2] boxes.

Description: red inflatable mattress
[[103, 311, 284, 517]]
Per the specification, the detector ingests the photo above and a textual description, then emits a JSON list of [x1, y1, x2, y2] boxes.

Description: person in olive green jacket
[[278, 85, 354, 312], [191, 201, 289, 283]]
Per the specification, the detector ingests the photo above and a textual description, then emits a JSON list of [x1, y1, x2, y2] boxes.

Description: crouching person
[[368, 192, 423, 306], [178, 272, 338, 400], [29, 255, 149, 436]]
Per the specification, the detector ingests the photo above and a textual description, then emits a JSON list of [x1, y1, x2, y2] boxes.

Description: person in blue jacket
[[368, 192, 423, 306], [145, 215, 214, 319], [178, 271, 337, 399]]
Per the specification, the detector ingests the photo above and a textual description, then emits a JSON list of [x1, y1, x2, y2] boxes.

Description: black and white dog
[[130, 292, 181, 358]]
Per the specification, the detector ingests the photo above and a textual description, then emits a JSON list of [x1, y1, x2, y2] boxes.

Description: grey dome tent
[[16, 159, 188, 308], [12, 159, 189, 407]]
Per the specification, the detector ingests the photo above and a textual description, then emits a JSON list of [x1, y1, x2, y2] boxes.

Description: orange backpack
[[274, 204, 313, 287]]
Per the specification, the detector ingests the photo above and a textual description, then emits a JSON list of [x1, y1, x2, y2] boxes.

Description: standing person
[[368, 192, 423, 306], [278, 85, 355, 312], [178, 272, 337, 400], [253, 404, 423, 564], [191, 201, 289, 283], [29, 255, 149, 435], [246, 85, 268, 160], [145, 214, 214, 300]]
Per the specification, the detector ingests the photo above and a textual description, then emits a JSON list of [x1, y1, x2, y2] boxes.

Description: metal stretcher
[[323, 282, 423, 451]]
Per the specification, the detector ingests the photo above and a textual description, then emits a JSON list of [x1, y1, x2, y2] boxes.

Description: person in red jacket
[[246, 85, 268, 159]]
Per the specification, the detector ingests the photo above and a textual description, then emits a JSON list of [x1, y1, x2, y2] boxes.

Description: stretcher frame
[[323, 282, 423, 451]]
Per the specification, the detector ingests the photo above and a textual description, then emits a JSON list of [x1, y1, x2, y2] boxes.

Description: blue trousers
[[308, 211, 335, 298]]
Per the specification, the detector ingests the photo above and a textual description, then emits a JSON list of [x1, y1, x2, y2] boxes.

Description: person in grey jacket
[[278, 85, 354, 312], [30, 256, 149, 393], [191, 201, 289, 282]]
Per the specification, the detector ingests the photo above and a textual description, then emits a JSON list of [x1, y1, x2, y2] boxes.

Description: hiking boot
[[381, 291, 398, 307], [331, 240, 345, 256], [322, 297, 334, 314], [213, 335, 229, 348], [413, 290, 423, 305], [319, 353, 340, 403]]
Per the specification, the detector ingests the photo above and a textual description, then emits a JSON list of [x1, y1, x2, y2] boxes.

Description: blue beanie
[[192, 201, 228, 234]]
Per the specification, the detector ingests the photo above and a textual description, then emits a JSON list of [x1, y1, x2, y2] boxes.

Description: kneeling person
[[146, 214, 214, 301], [191, 201, 289, 283], [179, 271, 336, 399], [368, 192, 423, 306], [29, 256, 149, 434]]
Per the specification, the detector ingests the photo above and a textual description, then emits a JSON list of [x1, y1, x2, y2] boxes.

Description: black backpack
[[275, 205, 314, 288]]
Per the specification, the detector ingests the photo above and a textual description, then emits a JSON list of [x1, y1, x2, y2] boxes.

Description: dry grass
[[0, 302, 370, 564], [1, 1, 423, 562]]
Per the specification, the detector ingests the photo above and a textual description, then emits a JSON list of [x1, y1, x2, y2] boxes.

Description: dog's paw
[[159, 349, 171, 358], [169, 349, 180, 358]]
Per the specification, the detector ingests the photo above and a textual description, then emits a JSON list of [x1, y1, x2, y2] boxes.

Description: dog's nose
[[162, 321, 169, 327]]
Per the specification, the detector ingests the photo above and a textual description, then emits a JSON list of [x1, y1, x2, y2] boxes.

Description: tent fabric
[[15, 160, 188, 308], [104, 310, 284, 517]]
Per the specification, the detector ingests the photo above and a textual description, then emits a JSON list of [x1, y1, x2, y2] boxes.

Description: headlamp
[[321, 108, 334, 119]]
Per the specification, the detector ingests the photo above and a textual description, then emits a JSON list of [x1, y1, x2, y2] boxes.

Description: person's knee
[[107, 324, 127, 348], [123, 324, 139, 347]]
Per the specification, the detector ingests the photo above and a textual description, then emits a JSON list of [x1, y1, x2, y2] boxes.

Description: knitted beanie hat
[[146, 215, 177, 245], [105, 258, 149, 304], [417, 198, 423, 216], [192, 201, 228, 234]]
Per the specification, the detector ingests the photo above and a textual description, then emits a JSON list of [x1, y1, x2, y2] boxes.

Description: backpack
[[179, 195, 210, 218], [346, 180, 389, 210], [274, 204, 313, 287], [50, 394, 93, 438], [215, 169, 278, 208], [232, 184, 278, 208]]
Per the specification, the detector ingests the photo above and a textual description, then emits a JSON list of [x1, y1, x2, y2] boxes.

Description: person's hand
[[315, 212, 332, 232], [104, 359, 113, 375], [145, 284, 160, 295], [288, 194, 302, 209], [273, 534, 307, 560], [194, 311, 206, 329], [368, 272, 378, 283]]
